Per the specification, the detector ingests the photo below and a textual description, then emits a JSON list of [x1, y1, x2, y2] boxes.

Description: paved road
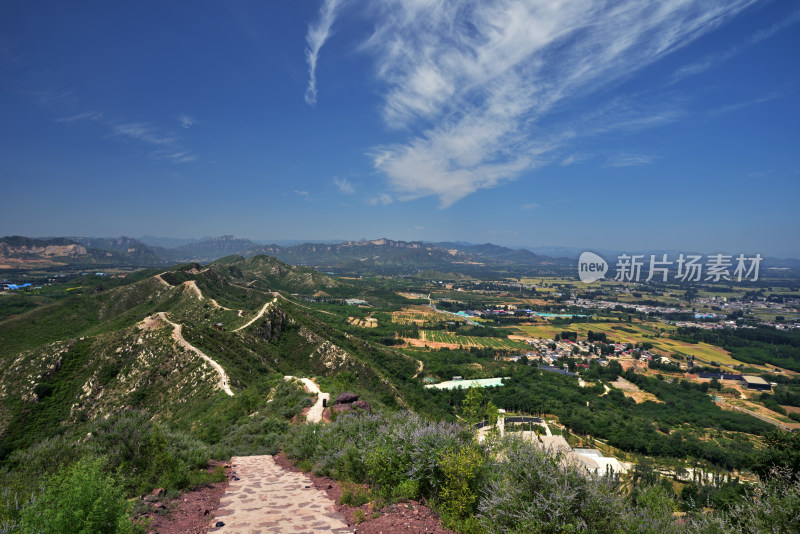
[[211, 455, 352, 534]]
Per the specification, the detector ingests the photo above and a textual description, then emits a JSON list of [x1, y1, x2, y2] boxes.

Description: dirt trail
[[154, 273, 170, 287], [413, 359, 424, 379], [182, 280, 231, 310], [234, 298, 277, 332], [211, 455, 351, 533], [156, 312, 234, 396], [284, 376, 329, 424]]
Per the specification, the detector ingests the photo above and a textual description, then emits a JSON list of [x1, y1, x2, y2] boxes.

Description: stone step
[[210, 455, 353, 534]]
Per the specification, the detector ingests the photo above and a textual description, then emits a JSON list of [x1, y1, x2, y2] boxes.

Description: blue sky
[[1, 1, 798, 256]]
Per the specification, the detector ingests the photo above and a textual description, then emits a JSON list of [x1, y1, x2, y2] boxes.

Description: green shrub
[[339, 482, 372, 507], [392, 479, 420, 501], [212, 416, 288, 458], [337, 445, 369, 483], [6, 435, 82, 482], [188, 465, 227, 487], [282, 423, 319, 462], [20, 456, 135, 534], [89, 411, 208, 494], [365, 445, 411, 494], [436, 444, 486, 521]]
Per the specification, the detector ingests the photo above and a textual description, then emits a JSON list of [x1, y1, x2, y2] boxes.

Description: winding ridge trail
[[234, 298, 277, 332], [154, 273, 170, 287], [183, 280, 231, 310], [156, 312, 235, 396], [211, 456, 351, 534], [284, 376, 329, 423]]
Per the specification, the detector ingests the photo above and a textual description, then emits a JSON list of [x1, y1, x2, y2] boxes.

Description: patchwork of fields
[[421, 330, 529, 349]]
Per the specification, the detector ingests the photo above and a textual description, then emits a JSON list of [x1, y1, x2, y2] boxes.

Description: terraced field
[[421, 330, 528, 349]]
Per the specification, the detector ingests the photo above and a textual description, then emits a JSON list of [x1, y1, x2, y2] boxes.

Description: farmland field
[[421, 330, 528, 349]]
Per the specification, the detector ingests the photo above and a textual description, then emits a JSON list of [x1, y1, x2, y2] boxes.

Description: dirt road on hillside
[[284, 376, 329, 423], [233, 298, 277, 332], [156, 312, 234, 396]]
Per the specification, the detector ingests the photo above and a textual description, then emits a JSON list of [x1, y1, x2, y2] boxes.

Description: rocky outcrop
[[331, 392, 371, 414], [256, 307, 287, 341]]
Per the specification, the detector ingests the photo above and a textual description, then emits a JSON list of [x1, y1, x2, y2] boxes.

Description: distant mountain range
[[3, 235, 799, 275], [0, 236, 168, 270]]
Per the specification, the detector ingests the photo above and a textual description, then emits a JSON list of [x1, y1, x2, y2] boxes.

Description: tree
[[485, 401, 499, 428], [753, 431, 800, 479], [21, 456, 134, 534], [460, 387, 486, 426]]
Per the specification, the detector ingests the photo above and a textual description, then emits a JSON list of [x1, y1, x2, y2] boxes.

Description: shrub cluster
[[283, 411, 800, 534]]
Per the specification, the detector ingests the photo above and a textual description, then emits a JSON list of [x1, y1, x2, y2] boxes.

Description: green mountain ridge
[[0, 254, 434, 461]]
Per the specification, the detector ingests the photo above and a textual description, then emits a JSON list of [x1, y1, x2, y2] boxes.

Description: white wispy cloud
[[22, 70, 196, 164], [368, 193, 393, 206], [28, 86, 75, 107], [353, 0, 757, 207], [333, 176, 355, 194], [54, 111, 103, 123], [111, 122, 177, 146], [305, 0, 345, 106], [561, 154, 590, 167], [110, 122, 197, 163], [707, 91, 784, 117], [672, 9, 800, 83], [294, 190, 311, 199], [54, 112, 196, 163], [179, 114, 198, 129], [607, 153, 655, 168]]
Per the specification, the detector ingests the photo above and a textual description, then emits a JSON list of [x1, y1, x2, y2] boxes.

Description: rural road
[[284, 376, 329, 424], [157, 312, 235, 396], [714, 398, 793, 431], [211, 455, 351, 534]]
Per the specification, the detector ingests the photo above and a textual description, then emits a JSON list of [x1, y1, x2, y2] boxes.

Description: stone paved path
[[210, 455, 352, 534]]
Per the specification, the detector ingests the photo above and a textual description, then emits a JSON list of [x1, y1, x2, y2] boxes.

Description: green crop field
[[421, 330, 528, 349]]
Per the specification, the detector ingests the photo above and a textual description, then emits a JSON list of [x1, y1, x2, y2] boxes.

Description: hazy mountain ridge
[[5, 235, 799, 276], [0, 236, 168, 269]]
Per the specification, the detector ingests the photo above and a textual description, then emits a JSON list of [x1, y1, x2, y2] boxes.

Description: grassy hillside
[[0, 254, 446, 465]]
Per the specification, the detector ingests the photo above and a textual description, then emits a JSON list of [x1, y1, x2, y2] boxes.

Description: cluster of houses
[[569, 297, 684, 316]]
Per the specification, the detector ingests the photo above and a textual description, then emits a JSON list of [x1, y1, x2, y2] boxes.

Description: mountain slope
[[0, 254, 436, 460]]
